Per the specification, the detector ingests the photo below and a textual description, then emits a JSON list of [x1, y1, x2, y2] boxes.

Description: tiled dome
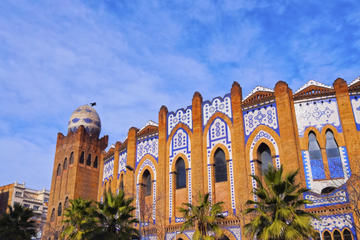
[[67, 105, 101, 136]]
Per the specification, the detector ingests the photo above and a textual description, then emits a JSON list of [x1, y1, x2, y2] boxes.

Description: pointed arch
[[325, 129, 344, 178], [308, 131, 326, 180], [63, 158, 68, 170], [56, 164, 61, 176], [86, 154, 91, 166]]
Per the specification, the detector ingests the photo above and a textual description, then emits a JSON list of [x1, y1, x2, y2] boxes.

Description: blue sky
[[0, 0, 359, 190]]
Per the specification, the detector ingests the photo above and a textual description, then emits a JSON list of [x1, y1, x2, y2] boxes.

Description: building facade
[[43, 78, 360, 240], [0, 182, 50, 239]]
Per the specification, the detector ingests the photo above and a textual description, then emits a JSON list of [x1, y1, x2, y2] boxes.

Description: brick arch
[[302, 126, 322, 148], [174, 233, 190, 240], [321, 124, 345, 147], [251, 138, 278, 162], [203, 112, 233, 137], [342, 227, 354, 240], [135, 154, 158, 181], [171, 153, 190, 172], [222, 228, 238, 240], [167, 123, 193, 144]]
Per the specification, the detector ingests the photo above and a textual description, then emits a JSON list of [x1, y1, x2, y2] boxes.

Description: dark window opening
[[323, 231, 331, 240], [64, 197, 69, 209], [257, 143, 272, 175], [86, 154, 91, 166], [69, 152, 74, 164], [343, 229, 352, 240], [56, 164, 61, 176], [326, 130, 344, 178], [314, 232, 321, 240], [175, 158, 186, 189], [57, 202, 62, 216], [93, 156, 98, 168], [333, 230, 341, 240], [120, 174, 124, 191], [63, 158, 68, 170], [79, 151, 84, 164], [321, 186, 336, 195], [214, 148, 227, 182], [308, 132, 326, 180], [50, 208, 55, 221], [142, 170, 151, 196]]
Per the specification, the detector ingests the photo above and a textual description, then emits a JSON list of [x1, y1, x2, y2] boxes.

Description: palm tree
[[179, 192, 224, 240], [91, 189, 139, 240], [61, 198, 97, 240], [0, 203, 37, 240], [244, 165, 317, 240]]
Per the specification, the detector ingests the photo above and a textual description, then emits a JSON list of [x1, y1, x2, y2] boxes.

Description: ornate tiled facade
[[44, 77, 360, 240]]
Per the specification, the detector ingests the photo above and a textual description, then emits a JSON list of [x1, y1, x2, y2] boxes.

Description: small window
[[64, 197, 69, 209], [24, 204, 30, 208], [343, 229, 353, 240], [33, 205, 39, 210], [333, 230, 341, 240], [63, 158, 68, 170], [86, 154, 91, 166], [15, 191, 22, 197], [79, 151, 84, 164], [93, 156, 98, 168], [214, 148, 227, 182], [50, 208, 55, 221], [321, 186, 336, 195], [257, 143, 272, 175], [56, 164, 61, 176], [175, 158, 186, 189], [69, 152, 74, 164], [323, 231, 331, 240], [120, 174, 124, 191], [57, 202, 62, 216], [142, 170, 151, 196], [109, 180, 112, 190]]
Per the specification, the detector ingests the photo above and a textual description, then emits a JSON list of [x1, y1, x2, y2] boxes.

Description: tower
[[42, 105, 108, 240]]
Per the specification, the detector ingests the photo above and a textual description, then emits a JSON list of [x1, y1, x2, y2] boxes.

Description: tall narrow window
[[343, 229, 353, 240], [69, 152, 74, 164], [56, 164, 61, 176], [257, 143, 272, 175], [214, 148, 227, 182], [86, 154, 91, 166], [64, 197, 69, 209], [50, 208, 55, 221], [333, 230, 341, 240], [57, 202, 62, 216], [142, 170, 151, 196], [175, 158, 186, 189], [93, 156, 98, 168], [63, 158, 68, 170], [308, 132, 326, 180], [323, 231, 331, 240], [120, 174, 124, 191], [79, 151, 84, 164], [325, 130, 344, 178]]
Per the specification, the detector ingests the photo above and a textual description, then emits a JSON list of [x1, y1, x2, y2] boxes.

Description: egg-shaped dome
[[67, 105, 101, 136]]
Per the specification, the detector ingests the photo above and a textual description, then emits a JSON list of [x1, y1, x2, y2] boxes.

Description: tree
[[179, 192, 224, 240], [244, 165, 317, 240], [61, 198, 97, 240], [0, 203, 37, 240], [91, 189, 139, 240]]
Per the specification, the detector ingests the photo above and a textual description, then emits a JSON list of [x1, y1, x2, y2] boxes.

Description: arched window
[[63, 158, 68, 170], [64, 197, 69, 209], [323, 231, 331, 240], [142, 170, 151, 196], [257, 143, 272, 175], [175, 158, 186, 189], [120, 174, 124, 191], [93, 156, 98, 168], [79, 151, 84, 164], [69, 152, 74, 164], [86, 154, 91, 166], [325, 130, 344, 178], [56, 164, 61, 176], [214, 148, 227, 182], [50, 208, 55, 221], [109, 180, 112, 190], [333, 230, 341, 240], [308, 132, 325, 180], [57, 202, 62, 216], [343, 229, 353, 240], [321, 186, 336, 195]]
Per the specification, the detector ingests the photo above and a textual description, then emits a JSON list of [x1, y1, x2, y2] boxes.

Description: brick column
[[125, 127, 137, 198], [274, 81, 303, 178], [112, 141, 122, 193], [333, 78, 360, 175], [157, 105, 168, 228], [191, 92, 204, 199]]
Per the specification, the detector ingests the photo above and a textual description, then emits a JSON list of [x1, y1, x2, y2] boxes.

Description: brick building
[[0, 182, 50, 239], [43, 77, 360, 240]]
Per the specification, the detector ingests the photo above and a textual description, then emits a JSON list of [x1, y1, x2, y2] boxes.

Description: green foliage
[[244, 165, 317, 240], [91, 190, 139, 240], [61, 190, 139, 240], [0, 203, 37, 240], [61, 198, 97, 240], [179, 192, 224, 240]]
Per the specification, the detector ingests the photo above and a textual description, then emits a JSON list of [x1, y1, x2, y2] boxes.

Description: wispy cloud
[[0, 0, 359, 189]]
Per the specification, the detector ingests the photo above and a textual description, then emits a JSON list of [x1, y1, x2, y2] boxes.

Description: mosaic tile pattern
[[350, 95, 360, 131], [118, 150, 127, 177], [68, 105, 101, 136], [203, 94, 232, 127], [167, 107, 192, 136], [136, 136, 158, 167], [312, 213, 356, 239], [102, 157, 114, 182]]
